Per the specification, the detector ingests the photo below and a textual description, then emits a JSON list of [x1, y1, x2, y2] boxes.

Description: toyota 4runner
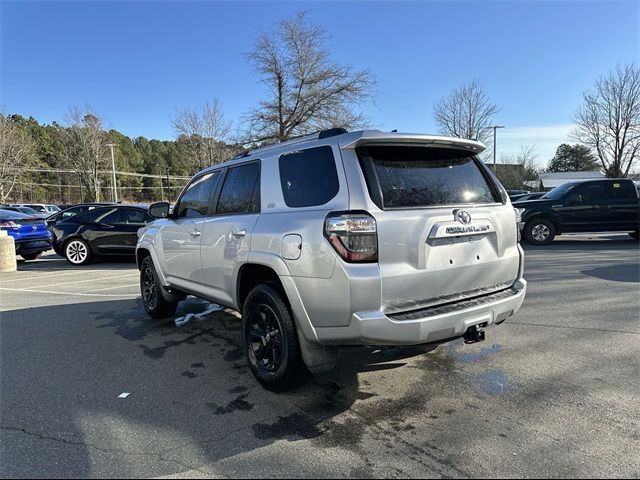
[[137, 129, 527, 390]]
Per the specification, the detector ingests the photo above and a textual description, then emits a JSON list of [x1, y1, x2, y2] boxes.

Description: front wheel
[[242, 284, 302, 392], [524, 219, 556, 245], [140, 256, 178, 318]]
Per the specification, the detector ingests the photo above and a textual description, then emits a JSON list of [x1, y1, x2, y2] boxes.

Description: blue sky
[[2, 0, 638, 166]]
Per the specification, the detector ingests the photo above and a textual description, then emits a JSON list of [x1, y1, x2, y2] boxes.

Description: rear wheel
[[242, 284, 301, 392], [140, 256, 178, 318], [21, 252, 41, 261], [524, 218, 556, 245], [64, 238, 92, 265]]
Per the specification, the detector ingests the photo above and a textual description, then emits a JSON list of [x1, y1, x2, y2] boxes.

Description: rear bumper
[[314, 279, 527, 345], [15, 237, 52, 255]]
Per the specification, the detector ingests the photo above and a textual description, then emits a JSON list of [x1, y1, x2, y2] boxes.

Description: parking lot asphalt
[[1, 234, 639, 478]]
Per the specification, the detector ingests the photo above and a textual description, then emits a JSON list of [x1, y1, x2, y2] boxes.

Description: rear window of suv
[[356, 146, 499, 209]]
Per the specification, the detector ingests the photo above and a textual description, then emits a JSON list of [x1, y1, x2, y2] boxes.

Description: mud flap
[[296, 329, 339, 374]]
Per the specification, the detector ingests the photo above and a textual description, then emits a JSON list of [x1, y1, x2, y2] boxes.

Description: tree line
[[1, 11, 638, 204]]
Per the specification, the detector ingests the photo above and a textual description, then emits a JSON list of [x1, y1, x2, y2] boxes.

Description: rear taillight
[[0, 221, 20, 230], [324, 212, 378, 263]]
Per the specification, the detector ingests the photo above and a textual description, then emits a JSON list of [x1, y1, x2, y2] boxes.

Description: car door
[[557, 182, 609, 231], [118, 208, 154, 252], [87, 207, 129, 255], [607, 181, 639, 230], [201, 162, 261, 306], [160, 171, 222, 297]]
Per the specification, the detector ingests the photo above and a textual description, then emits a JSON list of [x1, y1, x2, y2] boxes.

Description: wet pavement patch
[[473, 369, 513, 396], [212, 393, 254, 415]]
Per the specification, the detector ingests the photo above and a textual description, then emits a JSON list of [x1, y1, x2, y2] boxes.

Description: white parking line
[[0, 286, 138, 298], [0, 269, 113, 284], [20, 273, 138, 290], [86, 283, 139, 293]]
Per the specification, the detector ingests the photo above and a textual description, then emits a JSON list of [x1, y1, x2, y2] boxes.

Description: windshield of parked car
[[541, 183, 577, 200], [356, 146, 499, 208]]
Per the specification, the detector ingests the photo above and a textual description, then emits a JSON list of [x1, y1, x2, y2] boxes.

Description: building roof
[[537, 171, 604, 189]]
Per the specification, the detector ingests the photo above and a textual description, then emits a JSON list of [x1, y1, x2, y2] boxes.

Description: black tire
[[524, 218, 556, 245], [242, 284, 301, 392], [21, 252, 41, 261], [140, 256, 178, 318], [629, 231, 639, 240], [64, 238, 92, 265]]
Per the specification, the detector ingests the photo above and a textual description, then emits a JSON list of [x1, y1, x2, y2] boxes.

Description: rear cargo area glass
[[357, 146, 498, 208]]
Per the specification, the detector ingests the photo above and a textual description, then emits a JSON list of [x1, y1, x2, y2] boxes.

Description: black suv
[[514, 179, 639, 245]]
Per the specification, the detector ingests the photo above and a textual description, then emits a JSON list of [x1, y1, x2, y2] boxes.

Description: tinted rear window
[[357, 146, 498, 209], [279, 146, 339, 208]]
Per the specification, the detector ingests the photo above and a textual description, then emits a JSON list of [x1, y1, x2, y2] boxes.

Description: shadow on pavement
[[0, 296, 441, 477], [580, 263, 639, 283]]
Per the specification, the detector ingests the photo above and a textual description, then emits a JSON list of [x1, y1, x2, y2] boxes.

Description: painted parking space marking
[[0, 269, 114, 284], [0, 286, 138, 298], [19, 273, 138, 290], [86, 283, 139, 293]]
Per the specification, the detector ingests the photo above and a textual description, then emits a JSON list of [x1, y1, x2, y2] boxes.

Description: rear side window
[[571, 182, 610, 203], [357, 146, 499, 209], [216, 163, 260, 215], [72, 208, 115, 223], [176, 171, 221, 218], [610, 181, 637, 200], [279, 146, 340, 208]]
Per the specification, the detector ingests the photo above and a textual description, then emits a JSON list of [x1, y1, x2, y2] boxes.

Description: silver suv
[[137, 129, 527, 390]]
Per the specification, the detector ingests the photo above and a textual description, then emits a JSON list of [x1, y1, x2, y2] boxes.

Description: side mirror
[[149, 202, 170, 219], [566, 194, 583, 206]]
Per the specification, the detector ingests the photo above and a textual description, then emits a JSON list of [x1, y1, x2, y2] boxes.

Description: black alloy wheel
[[242, 284, 301, 391], [140, 256, 178, 318]]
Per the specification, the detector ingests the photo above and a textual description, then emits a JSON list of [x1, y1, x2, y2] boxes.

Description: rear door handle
[[231, 228, 246, 238], [188, 229, 201, 238]]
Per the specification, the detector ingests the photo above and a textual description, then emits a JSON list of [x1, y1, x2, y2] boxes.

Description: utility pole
[[106, 143, 118, 203], [485, 125, 505, 168], [166, 167, 171, 203], [156, 164, 164, 202]]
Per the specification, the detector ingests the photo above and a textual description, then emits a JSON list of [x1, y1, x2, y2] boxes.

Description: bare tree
[[61, 106, 109, 202], [0, 114, 36, 203], [494, 144, 539, 190], [572, 64, 640, 178], [244, 11, 375, 144], [172, 98, 232, 172], [433, 79, 499, 145]]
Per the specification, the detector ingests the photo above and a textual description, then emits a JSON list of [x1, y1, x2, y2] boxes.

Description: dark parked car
[[514, 179, 640, 245], [51, 205, 153, 265], [46, 202, 117, 227], [0, 205, 49, 219], [0, 209, 52, 260]]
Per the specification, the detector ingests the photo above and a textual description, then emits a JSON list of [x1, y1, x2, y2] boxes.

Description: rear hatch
[[12, 218, 51, 241], [355, 144, 520, 314]]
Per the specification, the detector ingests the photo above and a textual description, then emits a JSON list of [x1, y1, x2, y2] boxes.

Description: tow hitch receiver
[[464, 325, 486, 344]]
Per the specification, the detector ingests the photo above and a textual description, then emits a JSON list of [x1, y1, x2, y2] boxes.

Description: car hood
[[512, 199, 554, 208]]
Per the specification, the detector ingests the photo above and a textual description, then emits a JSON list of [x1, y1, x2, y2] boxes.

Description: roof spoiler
[[340, 130, 486, 154]]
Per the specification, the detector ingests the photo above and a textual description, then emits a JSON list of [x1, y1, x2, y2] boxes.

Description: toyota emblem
[[453, 209, 472, 225]]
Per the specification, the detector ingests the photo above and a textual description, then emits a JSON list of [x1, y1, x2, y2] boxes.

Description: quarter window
[[176, 171, 221, 218], [279, 146, 340, 208], [216, 163, 260, 215], [610, 181, 637, 200]]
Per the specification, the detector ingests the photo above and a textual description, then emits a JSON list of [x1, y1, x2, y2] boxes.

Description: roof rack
[[234, 128, 348, 159]]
